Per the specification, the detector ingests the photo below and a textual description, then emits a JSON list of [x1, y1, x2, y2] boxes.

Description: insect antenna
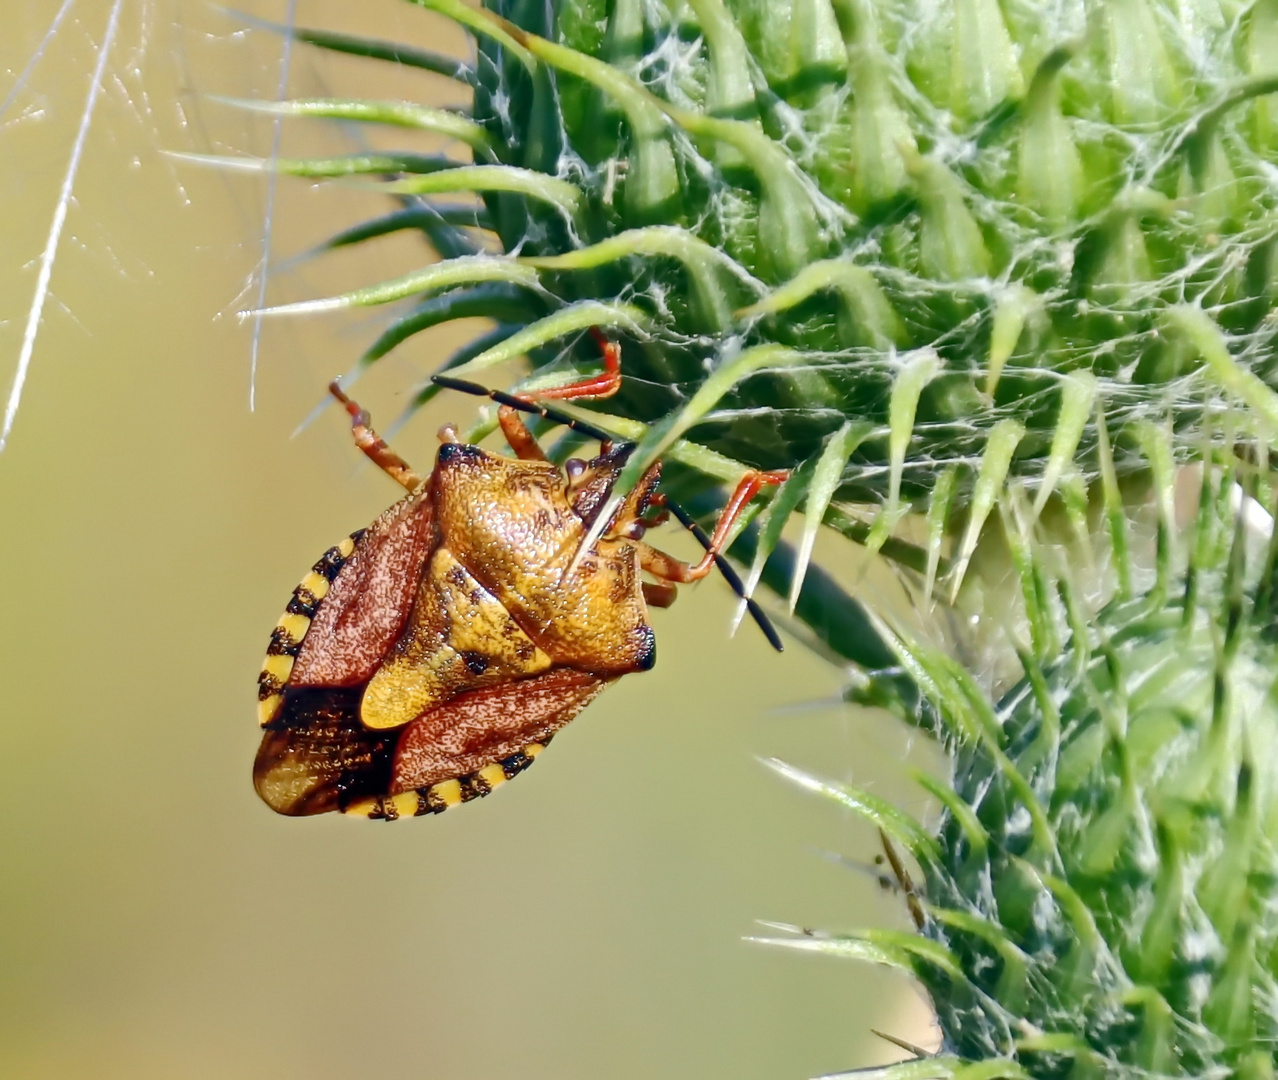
[[662, 500, 784, 653], [432, 374, 784, 652], [432, 374, 614, 444]]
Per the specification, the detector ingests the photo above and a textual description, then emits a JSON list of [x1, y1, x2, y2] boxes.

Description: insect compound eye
[[565, 458, 586, 481]]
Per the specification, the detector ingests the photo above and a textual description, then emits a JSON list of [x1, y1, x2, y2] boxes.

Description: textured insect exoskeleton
[[254, 341, 784, 820]]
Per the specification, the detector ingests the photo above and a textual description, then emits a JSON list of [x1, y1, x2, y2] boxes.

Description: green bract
[[769, 459, 1278, 1080]]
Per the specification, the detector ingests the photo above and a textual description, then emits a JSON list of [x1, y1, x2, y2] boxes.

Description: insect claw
[[328, 379, 357, 410], [329, 380, 371, 426]]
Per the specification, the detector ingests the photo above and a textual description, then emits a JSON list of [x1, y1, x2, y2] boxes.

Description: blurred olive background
[[0, 3, 933, 1077]]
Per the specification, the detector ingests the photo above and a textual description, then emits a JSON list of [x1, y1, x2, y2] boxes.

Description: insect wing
[[392, 668, 610, 792], [253, 687, 394, 816], [343, 668, 612, 820], [288, 486, 436, 689]]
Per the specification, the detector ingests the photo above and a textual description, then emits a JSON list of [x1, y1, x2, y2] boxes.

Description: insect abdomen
[[342, 742, 549, 820], [256, 532, 363, 726]]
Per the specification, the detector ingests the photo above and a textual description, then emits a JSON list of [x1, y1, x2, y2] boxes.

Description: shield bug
[[253, 337, 786, 820]]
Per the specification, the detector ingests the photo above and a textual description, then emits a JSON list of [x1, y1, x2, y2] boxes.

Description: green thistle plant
[[220, 0, 1278, 1075], [764, 453, 1278, 1079]]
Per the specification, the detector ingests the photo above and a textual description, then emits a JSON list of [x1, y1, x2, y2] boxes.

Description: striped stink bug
[[253, 339, 785, 820]]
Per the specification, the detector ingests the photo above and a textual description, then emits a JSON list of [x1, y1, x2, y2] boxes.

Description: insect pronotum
[[253, 337, 786, 820]]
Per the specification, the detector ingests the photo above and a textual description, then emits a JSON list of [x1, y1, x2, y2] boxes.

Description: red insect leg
[[493, 327, 623, 457], [639, 470, 790, 583], [496, 408, 550, 462], [496, 331, 623, 458], [534, 329, 623, 402], [329, 381, 423, 491]]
